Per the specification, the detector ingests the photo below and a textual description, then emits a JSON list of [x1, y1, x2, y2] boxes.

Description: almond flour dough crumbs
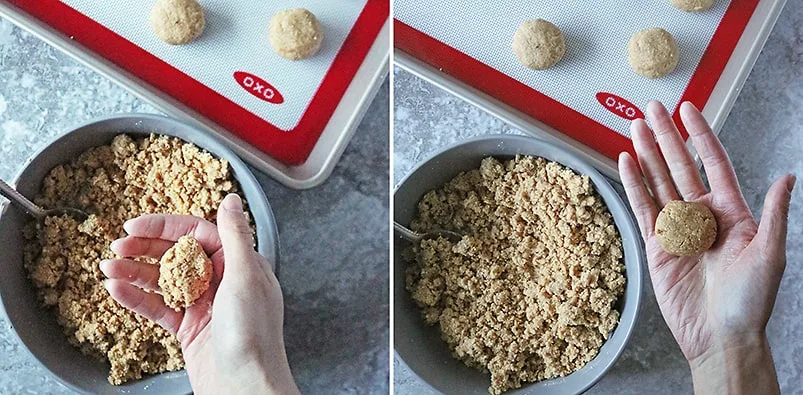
[[403, 156, 626, 394], [159, 235, 213, 311], [23, 134, 242, 385]]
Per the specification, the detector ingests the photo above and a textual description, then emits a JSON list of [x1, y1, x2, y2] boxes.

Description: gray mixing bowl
[[0, 115, 280, 394], [394, 135, 643, 394]]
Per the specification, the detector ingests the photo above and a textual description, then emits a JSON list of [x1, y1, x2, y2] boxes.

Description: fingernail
[[680, 101, 697, 112], [788, 174, 797, 192], [109, 239, 123, 253], [122, 220, 134, 234], [222, 194, 243, 212], [102, 279, 112, 291], [99, 260, 111, 275]]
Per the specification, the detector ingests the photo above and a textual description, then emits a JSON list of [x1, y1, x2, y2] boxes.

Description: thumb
[[756, 174, 795, 264], [216, 194, 257, 274]]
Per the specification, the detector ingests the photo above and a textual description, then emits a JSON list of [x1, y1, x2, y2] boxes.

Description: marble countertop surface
[[393, 3, 803, 394], [0, 18, 389, 394]]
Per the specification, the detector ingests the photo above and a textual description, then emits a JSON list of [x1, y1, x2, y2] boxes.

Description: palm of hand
[[173, 251, 224, 390], [644, 193, 773, 361], [102, 206, 294, 394], [619, 101, 790, 363], [174, 252, 223, 346], [102, 214, 228, 383]]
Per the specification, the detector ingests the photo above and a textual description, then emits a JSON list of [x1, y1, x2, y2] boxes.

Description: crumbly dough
[[628, 28, 679, 79], [655, 200, 717, 256], [404, 156, 625, 394], [671, 0, 715, 12], [24, 134, 242, 385], [150, 0, 206, 45], [269, 8, 324, 61], [159, 236, 212, 311], [512, 19, 565, 70]]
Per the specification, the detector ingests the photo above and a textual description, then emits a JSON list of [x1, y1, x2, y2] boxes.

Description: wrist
[[689, 332, 779, 395]]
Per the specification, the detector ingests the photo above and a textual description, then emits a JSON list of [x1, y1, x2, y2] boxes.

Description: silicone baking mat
[[11, 0, 388, 165], [395, 0, 759, 160]]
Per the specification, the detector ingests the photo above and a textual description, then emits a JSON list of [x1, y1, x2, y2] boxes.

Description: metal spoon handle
[[393, 221, 422, 243], [0, 178, 47, 220]]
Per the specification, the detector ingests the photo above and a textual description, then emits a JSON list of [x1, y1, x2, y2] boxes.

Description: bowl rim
[[393, 134, 644, 394], [0, 113, 281, 394]]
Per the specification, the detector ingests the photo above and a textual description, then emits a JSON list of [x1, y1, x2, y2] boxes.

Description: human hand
[[618, 101, 794, 394], [99, 194, 299, 395]]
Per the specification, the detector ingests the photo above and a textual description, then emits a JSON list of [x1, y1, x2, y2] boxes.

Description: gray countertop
[[393, 3, 803, 394], [0, 18, 389, 394]]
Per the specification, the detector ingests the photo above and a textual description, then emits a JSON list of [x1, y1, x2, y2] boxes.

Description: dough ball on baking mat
[[628, 28, 679, 79], [150, 0, 205, 45], [671, 0, 715, 12], [512, 18, 565, 70], [269, 8, 324, 61]]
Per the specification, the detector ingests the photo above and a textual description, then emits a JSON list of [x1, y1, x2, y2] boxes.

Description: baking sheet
[[396, 0, 729, 139], [394, 0, 765, 163], [1, 0, 389, 188], [66, 0, 365, 131]]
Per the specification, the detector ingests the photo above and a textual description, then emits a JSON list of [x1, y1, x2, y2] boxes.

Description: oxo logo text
[[595, 92, 643, 121], [234, 71, 284, 104]]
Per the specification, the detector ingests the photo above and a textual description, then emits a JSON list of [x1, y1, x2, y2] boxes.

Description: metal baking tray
[[395, 0, 786, 181], [0, 2, 389, 189]]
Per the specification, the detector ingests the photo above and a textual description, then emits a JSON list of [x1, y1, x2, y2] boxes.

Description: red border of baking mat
[[394, 0, 758, 161], [11, 0, 389, 165]]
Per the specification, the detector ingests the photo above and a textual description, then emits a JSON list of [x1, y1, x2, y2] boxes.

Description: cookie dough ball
[[158, 236, 213, 311], [150, 0, 205, 45], [628, 28, 679, 79], [269, 8, 324, 61], [512, 19, 565, 70], [671, 0, 715, 12], [655, 201, 717, 256]]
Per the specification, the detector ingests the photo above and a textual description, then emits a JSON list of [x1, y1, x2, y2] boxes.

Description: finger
[[679, 102, 735, 188], [216, 194, 261, 276], [647, 101, 707, 200], [104, 279, 182, 334], [756, 174, 795, 264], [110, 236, 175, 259], [209, 249, 225, 287], [630, 118, 681, 205], [680, 102, 746, 203], [618, 152, 659, 239], [123, 215, 222, 255], [100, 259, 161, 291]]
